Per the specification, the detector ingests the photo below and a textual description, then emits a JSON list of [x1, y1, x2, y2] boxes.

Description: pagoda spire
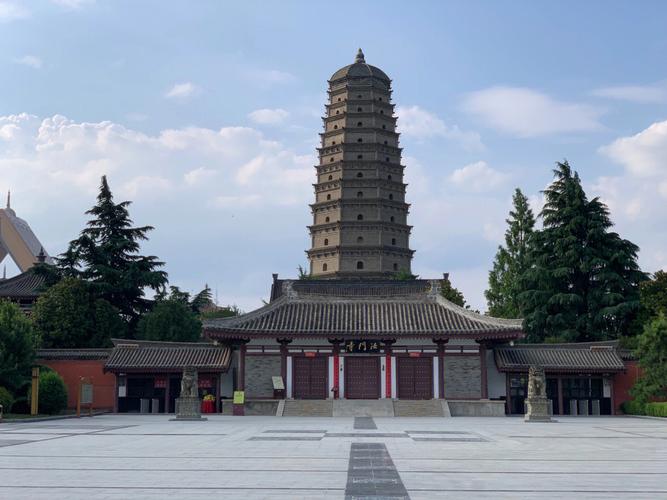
[[355, 48, 365, 63], [6, 190, 10, 210]]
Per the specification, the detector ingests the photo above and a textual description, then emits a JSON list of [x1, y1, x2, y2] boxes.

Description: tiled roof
[[0, 269, 45, 298], [36, 348, 111, 361], [494, 343, 626, 373], [104, 339, 232, 373], [205, 279, 523, 340]]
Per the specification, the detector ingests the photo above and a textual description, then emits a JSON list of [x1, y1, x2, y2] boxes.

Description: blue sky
[[2, 0, 666, 311]]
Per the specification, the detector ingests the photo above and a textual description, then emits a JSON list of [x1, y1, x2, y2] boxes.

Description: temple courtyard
[[0, 414, 664, 499]]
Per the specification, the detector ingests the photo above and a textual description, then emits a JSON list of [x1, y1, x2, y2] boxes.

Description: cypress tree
[[485, 188, 535, 318], [520, 161, 645, 342]]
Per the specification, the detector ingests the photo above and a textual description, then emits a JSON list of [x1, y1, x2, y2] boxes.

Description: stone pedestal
[[171, 397, 207, 421], [524, 397, 551, 422]]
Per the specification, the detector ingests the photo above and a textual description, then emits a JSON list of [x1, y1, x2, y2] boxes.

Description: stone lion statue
[[527, 365, 546, 399], [180, 367, 198, 398]]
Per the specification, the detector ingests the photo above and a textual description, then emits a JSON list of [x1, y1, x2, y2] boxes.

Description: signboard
[[409, 352, 421, 358], [153, 377, 167, 389], [198, 376, 213, 388], [272, 376, 285, 390], [80, 383, 93, 405], [344, 340, 381, 354], [304, 351, 317, 358], [233, 391, 245, 405]]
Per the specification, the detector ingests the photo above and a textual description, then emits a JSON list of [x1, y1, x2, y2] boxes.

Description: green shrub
[[37, 372, 68, 415], [621, 399, 646, 415], [0, 386, 14, 413], [645, 402, 667, 418]]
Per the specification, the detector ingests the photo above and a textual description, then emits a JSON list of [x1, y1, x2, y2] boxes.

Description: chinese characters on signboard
[[344, 340, 381, 353]]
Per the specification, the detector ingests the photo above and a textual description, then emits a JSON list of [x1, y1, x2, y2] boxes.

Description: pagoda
[[307, 49, 414, 278]]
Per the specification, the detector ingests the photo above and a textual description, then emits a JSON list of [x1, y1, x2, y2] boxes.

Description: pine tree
[[440, 274, 469, 309], [58, 176, 168, 333], [485, 188, 535, 318], [520, 161, 646, 342]]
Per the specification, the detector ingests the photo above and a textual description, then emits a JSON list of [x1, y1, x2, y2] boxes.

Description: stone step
[[283, 399, 333, 417], [393, 399, 446, 417]]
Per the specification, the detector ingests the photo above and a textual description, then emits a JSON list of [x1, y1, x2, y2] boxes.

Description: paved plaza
[[0, 414, 665, 499]]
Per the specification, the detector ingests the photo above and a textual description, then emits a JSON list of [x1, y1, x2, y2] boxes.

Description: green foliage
[[0, 386, 14, 413], [393, 269, 419, 280], [486, 188, 535, 318], [55, 176, 168, 334], [137, 288, 203, 342], [33, 278, 126, 348], [440, 275, 468, 308], [638, 270, 667, 320], [621, 399, 646, 415], [631, 314, 667, 403], [0, 300, 36, 393], [297, 265, 314, 280], [37, 371, 67, 415], [646, 402, 667, 417], [200, 305, 241, 319], [520, 161, 646, 343]]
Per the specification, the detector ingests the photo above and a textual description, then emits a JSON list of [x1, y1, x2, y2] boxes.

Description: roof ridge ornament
[[6, 190, 10, 210], [355, 48, 365, 63]]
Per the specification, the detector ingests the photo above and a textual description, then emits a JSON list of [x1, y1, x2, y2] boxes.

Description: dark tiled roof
[[205, 279, 523, 340], [36, 348, 111, 361], [105, 339, 232, 373], [494, 343, 626, 373], [0, 269, 45, 298]]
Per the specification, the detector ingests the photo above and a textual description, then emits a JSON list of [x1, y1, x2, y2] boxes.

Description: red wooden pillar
[[113, 375, 119, 413], [557, 376, 564, 416], [479, 342, 488, 399], [238, 343, 247, 392], [164, 377, 171, 414], [436, 340, 447, 399], [332, 341, 340, 399], [384, 341, 394, 399]]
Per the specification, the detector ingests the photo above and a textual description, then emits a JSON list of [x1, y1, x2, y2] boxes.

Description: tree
[[0, 301, 36, 393], [520, 161, 646, 343], [486, 188, 535, 318], [631, 314, 667, 403], [36, 371, 68, 415], [33, 278, 126, 348], [440, 274, 468, 308], [640, 270, 667, 318], [136, 287, 202, 342], [56, 176, 168, 333]]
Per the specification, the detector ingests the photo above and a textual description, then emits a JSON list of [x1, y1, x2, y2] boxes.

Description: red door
[[293, 356, 328, 399], [397, 357, 433, 399], [345, 357, 380, 399]]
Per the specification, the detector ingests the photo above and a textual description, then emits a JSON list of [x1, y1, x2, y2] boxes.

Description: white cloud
[[600, 120, 667, 177], [14, 55, 42, 69], [184, 167, 216, 186], [396, 105, 483, 150], [248, 108, 289, 125], [50, 0, 94, 8], [449, 161, 508, 192], [592, 83, 667, 103], [0, 1, 28, 21], [164, 82, 199, 99], [463, 87, 604, 137]]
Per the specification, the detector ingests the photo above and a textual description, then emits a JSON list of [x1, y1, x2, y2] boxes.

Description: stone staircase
[[282, 399, 333, 417], [393, 399, 447, 417]]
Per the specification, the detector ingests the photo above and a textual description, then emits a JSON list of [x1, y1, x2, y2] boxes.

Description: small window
[[379, 97, 383, 101], [390, 216, 395, 222], [388, 175, 392, 180], [357, 122, 363, 127], [383, 140, 388, 145], [393, 263, 398, 271], [356, 172, 363, 178], [323, 263, 328, 271], [357, 154, 363, 159], [356, 261, 364, 270], [334, 125, 338, 129], [325, 216, 330, 222], [332, 141, 336, 145], [357, 107, 362, 112], [330, 157, 334, 163], [337, 98, 341, 102], [328, 175, 333, 180], [336, 110, 340, 115], [357, 138, 362, 142], [324, 238, 329, 245], [391, 238, 396, 245], [382, 124, 386, 129], [357, 214, 363, 221], [389, 194, 394, 200], [386, 157, 390, 162], [380, 110, 384, 114], [357, 236, 364, 243], [357, 94, 362, 98], [357, 191, 363, 198], [326, 194, 331, 200]]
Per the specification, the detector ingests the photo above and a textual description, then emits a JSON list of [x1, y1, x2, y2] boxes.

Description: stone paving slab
[[0, 414, 665, 499]]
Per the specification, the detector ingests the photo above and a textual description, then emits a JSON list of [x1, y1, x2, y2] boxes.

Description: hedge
[[621, 400, 667, 417], [645, 402, 667, 418], [36, 372, 68, 415], [0, 386, 13, 413]]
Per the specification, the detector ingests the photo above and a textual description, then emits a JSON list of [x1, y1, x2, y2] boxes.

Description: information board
[[233, 391, 245, 405]]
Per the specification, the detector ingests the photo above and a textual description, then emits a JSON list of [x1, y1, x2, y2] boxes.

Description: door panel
[[345, 356, 380, 399], [397, 357, 433, 399], [293, 357, 328, 399]]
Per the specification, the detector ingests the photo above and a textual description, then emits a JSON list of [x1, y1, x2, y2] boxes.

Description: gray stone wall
[[444, 355, 482, 399], [245, 355, 281, 399]]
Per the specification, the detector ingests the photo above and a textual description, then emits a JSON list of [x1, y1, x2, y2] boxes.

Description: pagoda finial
[[37, 247, 46, 264], [355, 48, 365, 63], [6, 190, 10, 209]]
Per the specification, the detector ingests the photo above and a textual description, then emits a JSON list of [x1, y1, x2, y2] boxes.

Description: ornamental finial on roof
[[6, 190, 9, 209], [355, 48, 365, 63]]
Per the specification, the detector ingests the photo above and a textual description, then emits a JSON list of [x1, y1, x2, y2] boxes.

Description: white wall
[[487, 349, 506, 399]]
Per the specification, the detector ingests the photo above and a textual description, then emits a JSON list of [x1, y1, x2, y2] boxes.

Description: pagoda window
[[391, 238, 396, 245], [380, 110, 384, 114], [330, 157, 334, 162], [328, 175, 333, 180], [356, 261, 364, 270], [324, 238, 329, 245], [336, 110, 340, 114], [323, 263, 328, 271], [388, 194, 394, 200], [386, 157, 390, 162], [357, 191, 363, 198], [390, 216, 395, 222], [334, 125, 338, 129], [357, 107, 362, 112], [388, 175, 392, 180], [393, 263, 398, 271], [327, 194, 331, 200], [356, 172, 363, 178], [357, 122, 363, 127], [384, 140, 388, 145], [357, 236, 364, 243], [332, 141, 336, 145], [357, 94, 362, 98], [357, 138, 362, 143], [382, 124, 386, 129], [379, 97, 383, 101], [357, 154, 363, 159], [325, 216, 330, 222], [357, 214, 363, 220], [337, 98, 341, 102]]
